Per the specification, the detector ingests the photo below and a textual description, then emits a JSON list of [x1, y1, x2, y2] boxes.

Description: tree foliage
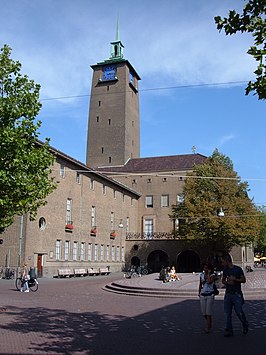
[[215, 0, 266, 100], [0, 45, 57, 228], [255, 205, 266, 254], [170, 149, 260, 249]]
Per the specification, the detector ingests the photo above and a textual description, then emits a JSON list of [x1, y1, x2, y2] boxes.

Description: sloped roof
[[96, 154, 207, 173], [36, 140, 141, 197]]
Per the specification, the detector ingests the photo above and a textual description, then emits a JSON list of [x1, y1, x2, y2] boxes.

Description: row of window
[[132, 177, 184, 184], [65, 200, 130, 231], [59, 167, 133, 202], [145, 194, 184, 208], [55, 240, 125, 262]]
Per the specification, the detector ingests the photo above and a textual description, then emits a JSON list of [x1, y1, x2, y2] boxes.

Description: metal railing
[[126, 232, 179, 240]]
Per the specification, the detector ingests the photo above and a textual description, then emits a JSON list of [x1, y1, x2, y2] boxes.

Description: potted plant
[[65, 223, 74, 231], [110, 231, 117, 238], [90, 227, 97, 236]]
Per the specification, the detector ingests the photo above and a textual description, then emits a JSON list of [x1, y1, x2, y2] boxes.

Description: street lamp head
[[217, 207, 225, 217]]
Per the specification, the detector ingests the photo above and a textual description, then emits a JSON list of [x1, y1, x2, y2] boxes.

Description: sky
[[1, 0, 265, 206]]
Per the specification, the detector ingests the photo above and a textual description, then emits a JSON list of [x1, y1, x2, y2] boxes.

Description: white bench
[[74, 268, 87, 277], [99, 267, 110, 275], [57, 268, 74, 278], [88, 268, 100, 276]]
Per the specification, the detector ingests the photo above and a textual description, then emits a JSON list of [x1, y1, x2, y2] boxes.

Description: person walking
[[21, 262, 29, 293], [222, 255, 249, 337], [198, 262, 216, 334]]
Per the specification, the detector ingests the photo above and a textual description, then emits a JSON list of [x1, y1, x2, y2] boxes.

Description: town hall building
[[0, 26, 253, 278]]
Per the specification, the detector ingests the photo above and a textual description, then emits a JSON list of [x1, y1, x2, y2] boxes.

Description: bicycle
[[4, 268, 15, 279], [15, 276, 39, 292]]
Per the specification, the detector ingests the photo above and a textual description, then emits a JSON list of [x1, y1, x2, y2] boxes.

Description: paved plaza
[[0, 270, 265, 355]]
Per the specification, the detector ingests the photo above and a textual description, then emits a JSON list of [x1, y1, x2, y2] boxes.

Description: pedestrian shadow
[[0, 299, 265, 355]]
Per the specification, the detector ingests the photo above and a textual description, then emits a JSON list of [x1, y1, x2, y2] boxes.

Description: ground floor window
[[64, 241, 69, 260], [55, 240, 61, 260], [73, 241, 78, 261], [80, 242, 85, 261], [88, 243, 92, 261]]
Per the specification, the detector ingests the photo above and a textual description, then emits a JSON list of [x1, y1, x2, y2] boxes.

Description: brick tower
[[86, 21, 141, 168]]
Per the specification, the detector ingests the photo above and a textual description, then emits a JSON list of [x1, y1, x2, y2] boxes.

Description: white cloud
[[219, 134, 237, 146]]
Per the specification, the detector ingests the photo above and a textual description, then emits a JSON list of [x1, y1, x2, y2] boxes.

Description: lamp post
[[118, 219, 123, 262]]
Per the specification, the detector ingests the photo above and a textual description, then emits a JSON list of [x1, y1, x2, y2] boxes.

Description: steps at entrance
[[103, 282, 266, 299]]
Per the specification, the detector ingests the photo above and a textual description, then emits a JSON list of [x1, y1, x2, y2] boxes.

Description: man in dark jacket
[[222, 255, 249, 337]]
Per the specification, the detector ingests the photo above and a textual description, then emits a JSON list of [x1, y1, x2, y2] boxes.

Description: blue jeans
[[224, 293, 248, 333]]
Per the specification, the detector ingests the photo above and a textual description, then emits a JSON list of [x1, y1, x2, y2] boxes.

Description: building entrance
[[176, 250, 200, 273], [147, 250, 169, 273]]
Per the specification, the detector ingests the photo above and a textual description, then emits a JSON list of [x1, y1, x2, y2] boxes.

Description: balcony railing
[[126, 232, 178, 240]]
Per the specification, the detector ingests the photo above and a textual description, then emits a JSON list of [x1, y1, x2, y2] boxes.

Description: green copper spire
[[109, 16, 124, 60], [116, 14, 120, 41]]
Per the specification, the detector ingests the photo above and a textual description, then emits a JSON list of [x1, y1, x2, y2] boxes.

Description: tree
[[0, 45, 57, 229], [255, 206, 266, 254], [170, 149, 260, 250], [215, 0, 266, 100]]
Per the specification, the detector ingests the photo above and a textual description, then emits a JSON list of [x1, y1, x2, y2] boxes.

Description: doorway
[[37, 254, 43, 277]]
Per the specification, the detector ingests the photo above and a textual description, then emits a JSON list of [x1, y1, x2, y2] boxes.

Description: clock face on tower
[[102, 65, 116, 81]]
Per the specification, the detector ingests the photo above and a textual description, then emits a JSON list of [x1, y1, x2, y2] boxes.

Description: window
[[121, 247, 125, 262], [100, 244, 104, 261], [144, 219, 153, 237], [39, 217, 46, 230], [145, 195, 153, 208], [113, 190, 116, 199], [91, 206, 96, 227], [80, 242, 85, 261], [161, 194, 169, 207], [73, 241, 78, 261], [116, 246, 120, 261], [76, 172, 81, 184], [88, 243, 92, 261], [111, 245, 115, 261], [59, 164, 65, 178], [126, 217, 129, 233], [90, 178, 94, 190], [108, 119, 111, 125], [109, 157, 112, 163], [65, 241, 69, 260], [66, 199, 72, 224], [177, 194, 184, 203], [94, 244, 98, 261], [98, 100, 101, 107], [55, 240, 61, 260], [106, 245, 110, 261], [103, 185, 106, 195], [96, 116, 99, 122], [101, 147, 104, 154], [110, 212, 114, 231]]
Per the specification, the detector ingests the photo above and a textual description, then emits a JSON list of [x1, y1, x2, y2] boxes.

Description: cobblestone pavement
[[0, 270, 265, 355]]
